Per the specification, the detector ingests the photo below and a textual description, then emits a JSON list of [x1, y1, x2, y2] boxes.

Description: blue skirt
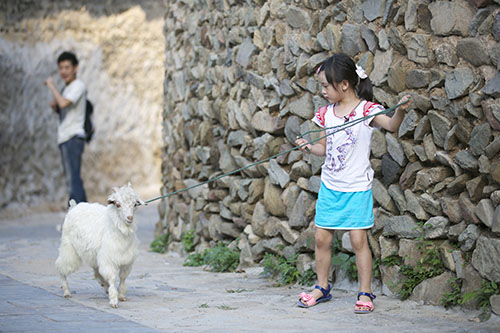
[[315, 183, 374, 230]]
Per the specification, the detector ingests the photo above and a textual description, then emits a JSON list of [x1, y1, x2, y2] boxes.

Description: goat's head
[[107, 183, 145, 224]]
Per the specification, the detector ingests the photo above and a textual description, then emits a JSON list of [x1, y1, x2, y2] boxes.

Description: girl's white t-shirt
[[312, 100, 384, 192], [57, 79, 86, 144]]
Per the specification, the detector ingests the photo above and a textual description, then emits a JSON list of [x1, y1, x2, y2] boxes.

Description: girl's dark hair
[[317, 53, 373, 101], [57, 51, 79, 66]]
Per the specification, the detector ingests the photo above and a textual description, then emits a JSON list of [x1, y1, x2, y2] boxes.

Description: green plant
[[463, 251, 473, 265], [261, 253, 300, 286], [331, 233, 342, 252], [184, 251, 204, 267], [460, 281, 500, 321], [441, 278, 500, 320], [331, 252, 358, 281], [373, 258, 381, 280], [327, 233, 358, 281], [463, 281, 500, 309], [181, 229, 196, 252], [399, 242, 444, 300], [306, 237, 313, 249], [298, 268, 316, 286], [440, 277, 463, 308], [150, 233, 169, 253], [372, 254, 402, 281], [372, 255, 401, 281], [382, 254, 402, 267], [261, 253, 319, 286], [183, 242, 240, 272], [449, 241, 461, 251], [218, 304, 237, 310], [203, 242, 240, 272], [226, 288, 251, 293]]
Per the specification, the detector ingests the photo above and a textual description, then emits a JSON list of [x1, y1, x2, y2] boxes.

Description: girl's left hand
[[398, 95, 411, 111]]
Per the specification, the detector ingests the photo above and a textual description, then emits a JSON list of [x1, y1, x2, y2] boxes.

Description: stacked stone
[[160, 0, 500, 308]]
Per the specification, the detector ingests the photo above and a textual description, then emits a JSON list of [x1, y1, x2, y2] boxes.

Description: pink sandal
[[297, 284, 332, 308], [354, 292, 376, 314]]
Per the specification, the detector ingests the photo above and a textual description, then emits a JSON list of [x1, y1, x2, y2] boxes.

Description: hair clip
[[316, 65, 323, 75], [355, 64, 368, 79]]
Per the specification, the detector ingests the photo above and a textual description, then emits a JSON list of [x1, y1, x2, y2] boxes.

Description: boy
[[45, 51, 87, 204]]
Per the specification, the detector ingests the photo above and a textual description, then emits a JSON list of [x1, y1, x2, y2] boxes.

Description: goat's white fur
[[55, 183, 144, 308]]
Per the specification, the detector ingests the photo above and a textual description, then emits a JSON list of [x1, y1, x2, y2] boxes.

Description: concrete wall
[[0, 0, 165, 211], [159, 0, 500, 305]]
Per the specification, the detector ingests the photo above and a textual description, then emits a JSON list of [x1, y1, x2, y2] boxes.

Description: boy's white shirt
[[312, 101, 384, 192], [57, 79, 86, 144]]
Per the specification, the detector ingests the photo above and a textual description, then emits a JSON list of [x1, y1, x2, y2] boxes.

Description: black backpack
[[84, 99, 95, 142]]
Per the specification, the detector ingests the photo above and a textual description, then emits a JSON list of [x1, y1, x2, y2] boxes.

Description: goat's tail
[[68, 200, 77, 210]]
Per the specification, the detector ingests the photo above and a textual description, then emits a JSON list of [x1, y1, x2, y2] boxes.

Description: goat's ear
[[127, 181, 132, 187], [107, 200, 121, 208]]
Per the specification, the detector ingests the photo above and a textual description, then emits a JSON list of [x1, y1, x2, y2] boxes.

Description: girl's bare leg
[[349, 229, 373, 310], [301, 228, 334, 301]]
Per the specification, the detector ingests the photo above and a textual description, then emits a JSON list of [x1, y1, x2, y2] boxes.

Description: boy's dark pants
[[59, 136, 87, 204]]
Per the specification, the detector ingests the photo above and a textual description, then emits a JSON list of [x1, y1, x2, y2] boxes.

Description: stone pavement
[[0, 274, 157, 332], [1, 203, 499, 333]]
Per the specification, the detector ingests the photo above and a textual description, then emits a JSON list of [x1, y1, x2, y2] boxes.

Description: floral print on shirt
[[324, 127, 357, 172]]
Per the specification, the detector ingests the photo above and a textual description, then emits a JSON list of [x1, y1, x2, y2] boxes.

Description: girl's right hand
[[295, 137, 312, 153]]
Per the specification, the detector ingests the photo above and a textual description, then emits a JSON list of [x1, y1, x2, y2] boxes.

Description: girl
[[295, 53, 410, 313]]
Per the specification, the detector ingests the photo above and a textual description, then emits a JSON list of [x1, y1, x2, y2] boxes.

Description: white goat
[[55, 183, 145, 308]]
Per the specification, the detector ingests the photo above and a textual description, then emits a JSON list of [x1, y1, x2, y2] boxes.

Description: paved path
[[0, 274, 156, 332], [1, 203, 499, 332]]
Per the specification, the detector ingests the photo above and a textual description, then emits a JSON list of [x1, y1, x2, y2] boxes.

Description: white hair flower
[[355, 64, 368, 79]]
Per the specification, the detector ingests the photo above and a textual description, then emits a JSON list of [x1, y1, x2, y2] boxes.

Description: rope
[[143, 99, 409, 205]]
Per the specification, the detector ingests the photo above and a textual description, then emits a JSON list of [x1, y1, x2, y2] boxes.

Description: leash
[[142, 100, 409, 205]]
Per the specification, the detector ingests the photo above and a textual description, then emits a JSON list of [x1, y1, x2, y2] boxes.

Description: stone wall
[[160, 0, 500, 305], [0, 0, 165, 210]]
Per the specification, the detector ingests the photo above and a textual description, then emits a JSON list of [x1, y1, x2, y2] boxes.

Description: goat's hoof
[[119, 296, 126, 302], [64, 294, 72, 299], [110, 299, 119, 308]]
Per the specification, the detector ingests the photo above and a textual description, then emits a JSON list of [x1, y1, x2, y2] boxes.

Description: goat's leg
[[55, 241, 82, 298], [93, 268, 109, 293], [59, 274, 71, 298], [107, 277, 119, 308], [99, 264, 119, 308], [118, 265, 132, 302]]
